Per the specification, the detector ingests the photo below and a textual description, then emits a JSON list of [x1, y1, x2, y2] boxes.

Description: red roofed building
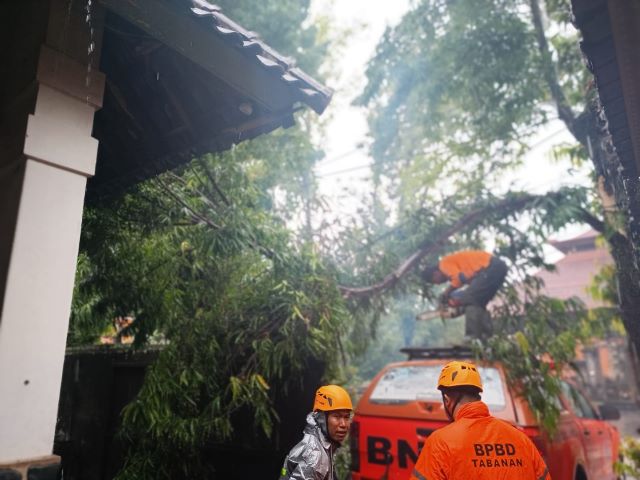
[[538, 230, 612, 309], [536, 229, 637, 404]]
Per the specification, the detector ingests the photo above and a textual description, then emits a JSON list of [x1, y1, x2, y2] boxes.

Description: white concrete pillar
[[0, 46, 103, 463]]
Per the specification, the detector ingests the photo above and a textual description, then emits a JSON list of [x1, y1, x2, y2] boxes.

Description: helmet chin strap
[[442, 392, 461, 422]]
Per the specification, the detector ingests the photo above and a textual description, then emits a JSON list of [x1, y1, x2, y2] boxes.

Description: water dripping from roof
[[85, 0, 94, 102], [53, 0, 75, 85]]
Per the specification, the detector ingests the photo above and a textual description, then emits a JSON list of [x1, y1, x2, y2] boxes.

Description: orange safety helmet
[[313, 385, 353, 411], [437, 361, 483, 392]]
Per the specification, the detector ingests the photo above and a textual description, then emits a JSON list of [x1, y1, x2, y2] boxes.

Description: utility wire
[[315, 143, 366, 167], [316, 163, 373, 178], [317, 130, 568, 178], [526, 129, 566, 150], [316, 129, 568, 179]]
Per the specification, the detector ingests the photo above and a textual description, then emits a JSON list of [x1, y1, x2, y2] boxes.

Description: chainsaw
[[416, 306, 464, 321]]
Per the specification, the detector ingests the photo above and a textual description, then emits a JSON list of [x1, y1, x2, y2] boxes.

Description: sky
[[308, 0, 592, 249], [309, 0, 410, 218]]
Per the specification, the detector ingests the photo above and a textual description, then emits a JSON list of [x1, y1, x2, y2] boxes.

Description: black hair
[[440, 385, 482, 401], [421, 265, 440, 282]]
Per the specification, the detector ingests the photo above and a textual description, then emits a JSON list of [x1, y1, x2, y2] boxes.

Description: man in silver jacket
[[279, 385, 353, 480]]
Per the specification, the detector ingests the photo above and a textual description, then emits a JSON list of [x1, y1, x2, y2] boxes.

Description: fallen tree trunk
[[339, 193, 539, 299]]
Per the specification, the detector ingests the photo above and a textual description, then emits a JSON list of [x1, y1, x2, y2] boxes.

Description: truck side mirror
[[599, 403, 621, 421]]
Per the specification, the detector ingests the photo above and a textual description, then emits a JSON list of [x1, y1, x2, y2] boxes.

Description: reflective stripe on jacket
[[410, 401, 551, 480], [279, 412, 336, 480], [439, 251, 492, 288]]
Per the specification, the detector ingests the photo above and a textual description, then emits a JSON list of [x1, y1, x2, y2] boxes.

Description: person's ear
[[444, 392, 459, 405]]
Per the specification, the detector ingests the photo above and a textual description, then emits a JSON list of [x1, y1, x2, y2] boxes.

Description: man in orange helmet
[[279, 384, 353, 480], [411, 361, 551, 480], [422, 250, 507, 340]]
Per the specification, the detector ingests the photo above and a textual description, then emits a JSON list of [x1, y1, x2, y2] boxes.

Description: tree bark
[[586, 108, 640, 361], [530, 0, 640, 366]]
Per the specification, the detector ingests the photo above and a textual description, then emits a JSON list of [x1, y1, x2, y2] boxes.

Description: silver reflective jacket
[[279, 412, 337, 480]]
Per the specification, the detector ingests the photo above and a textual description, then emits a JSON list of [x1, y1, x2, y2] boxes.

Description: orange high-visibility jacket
[[439, 251, 492, 288], [410, 402, 551, 480]]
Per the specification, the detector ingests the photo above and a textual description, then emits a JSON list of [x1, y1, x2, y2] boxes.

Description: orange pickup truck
[[350, 347, 621, 480]]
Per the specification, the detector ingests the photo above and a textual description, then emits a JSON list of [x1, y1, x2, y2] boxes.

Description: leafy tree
[[72, 143, 355, 477], [66, 2, 636, 475], [67, 2, 343, 476], [484, 278, 606, 434], [116, 211, 349, 476], [352, 0, 640, 405], [333, 183, 609, 432], [616, 437, 640, 478], [324, 0, 634, 426]]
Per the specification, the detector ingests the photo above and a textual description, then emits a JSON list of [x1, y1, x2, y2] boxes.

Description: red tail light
[[350, 419, 360, 472], [521, 426, 547, 459]]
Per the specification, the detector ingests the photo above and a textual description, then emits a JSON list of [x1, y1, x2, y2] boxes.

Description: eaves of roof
[[188, 0, 332, 115], [571, 0, 640, 180], [549, 229, 598, 254], [100, 0, 333, 116], [87, 0, 333, 200]]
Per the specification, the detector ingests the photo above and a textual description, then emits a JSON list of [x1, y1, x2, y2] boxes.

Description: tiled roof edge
[[188, 0, 333, 114]]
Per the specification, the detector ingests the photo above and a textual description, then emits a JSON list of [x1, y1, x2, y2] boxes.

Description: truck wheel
[[575, 465, 587, 480]]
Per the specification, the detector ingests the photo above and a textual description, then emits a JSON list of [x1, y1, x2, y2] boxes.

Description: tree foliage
[[347, 0, 635, 432], [115, 209, 349, 477], [615, 437, 640, 478], [483, 278, 607, 434], [358, 0, 548, 163], [67, 2, 345, 475], [66, 0, 639, 474], [73, 140, 354, 477]]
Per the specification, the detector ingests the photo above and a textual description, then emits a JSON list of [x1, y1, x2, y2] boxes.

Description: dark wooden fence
[[54, 345, 323, 479]]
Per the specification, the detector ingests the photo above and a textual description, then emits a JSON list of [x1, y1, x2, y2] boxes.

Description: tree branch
[[339, 194, 536, 299], [528, 0, 585, 144], [166, 171, 218, 210], [198, 158, 231, 207], [576, 208, 604, 233], [577, 207, 630, 250], [155, 178, 222, 230]]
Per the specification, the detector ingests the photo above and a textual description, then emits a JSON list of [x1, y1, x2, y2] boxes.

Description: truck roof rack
[[400, 346, 474, 360]]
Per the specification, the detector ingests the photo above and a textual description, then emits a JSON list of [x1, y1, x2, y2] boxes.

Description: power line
[[316, 163, 372, 178], [526, 129, 566, 150], [316, 143, 366, 168], [316, 130, 568, 178]]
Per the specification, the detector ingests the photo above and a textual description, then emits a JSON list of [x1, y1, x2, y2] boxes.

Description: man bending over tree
[[422, 250, 507, 340]]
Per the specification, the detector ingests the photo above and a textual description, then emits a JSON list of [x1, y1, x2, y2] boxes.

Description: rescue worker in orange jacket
[[410, 361, 551, 480], [279, 385, 353, 480], [422, 250, 507, 340]]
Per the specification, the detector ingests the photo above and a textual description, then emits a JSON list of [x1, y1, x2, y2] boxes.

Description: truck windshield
[[369, 365, 507, 410]]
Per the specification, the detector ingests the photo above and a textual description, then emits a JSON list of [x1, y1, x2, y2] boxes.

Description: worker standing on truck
[[422, 250, 507, 340], [410, 361, 551, 480], [279, 385, 353, 480]]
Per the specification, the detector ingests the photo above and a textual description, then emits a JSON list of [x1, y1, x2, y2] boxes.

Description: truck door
[[561, 381, 612, 479]]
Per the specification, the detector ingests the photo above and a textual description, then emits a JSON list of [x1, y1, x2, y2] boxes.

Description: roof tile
[[187, 0, 332, 114]]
